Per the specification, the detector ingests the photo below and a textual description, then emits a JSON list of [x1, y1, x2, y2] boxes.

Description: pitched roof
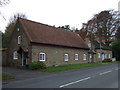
[[18, 18, 89, 49], [93, 40, 111, 50], [76, 30, 87, 40]]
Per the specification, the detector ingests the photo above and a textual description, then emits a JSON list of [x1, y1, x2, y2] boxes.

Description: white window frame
[[83, 54, 87, 60], [39, 53, 46, 61], [13, 51, 18, 60], [17, 28, 20, 32], [64, 54, 68, 61], [75, 54, 78, 60], [98, 53, 101, 58], [18, 36, 21, 44], [108, 54, 111, 58], [102, 54, 105, 60], [105, 54, 107, 59]]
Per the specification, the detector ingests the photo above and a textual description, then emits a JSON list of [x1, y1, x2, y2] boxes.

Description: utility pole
[[91, 32, 94, 63], [99, 41, 102, 63]]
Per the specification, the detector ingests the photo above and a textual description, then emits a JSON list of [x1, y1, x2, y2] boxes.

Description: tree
[[2, 13, 27, 48], [0, 0, 10, 6], [96, 10, 120, 45], [0, 0, 10, 20], [116, 27, 120, 39], [0, 31, 2, 48], [84, 10, 120, 46], [111, 39, 120, 61], [58, 25, 71, 30], [77, 10, 120, 63], [9, 13, 27, 23]]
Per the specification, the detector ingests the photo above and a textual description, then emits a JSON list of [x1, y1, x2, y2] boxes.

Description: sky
[[0, 0, 119, 32]]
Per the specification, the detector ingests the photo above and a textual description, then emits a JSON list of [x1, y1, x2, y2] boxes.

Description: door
[[22, 52, 27, 66]]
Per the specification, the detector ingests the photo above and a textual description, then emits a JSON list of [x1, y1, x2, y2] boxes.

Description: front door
[[22, 52, 27, 66]]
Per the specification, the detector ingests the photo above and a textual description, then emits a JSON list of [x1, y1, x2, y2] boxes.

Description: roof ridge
[[19, 18, 53, 27], [19, 18, 73, 33]]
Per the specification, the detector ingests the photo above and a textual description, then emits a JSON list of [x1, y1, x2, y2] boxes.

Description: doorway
[[22, 52, 27, 66]]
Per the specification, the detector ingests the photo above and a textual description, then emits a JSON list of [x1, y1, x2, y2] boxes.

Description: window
[[64, 54, 68, 61], [39, 53, 46, 61], [83, 54, 87, 60], [105, 54, 107, 59], [102, 54, 105, 60], [75, 54, 78, 60], [18, 36, 21, 44], [13, 51, 18, 60], [17, 28, 20, 31], [108, 54, 111, 58], [98, 53, 101, 58]]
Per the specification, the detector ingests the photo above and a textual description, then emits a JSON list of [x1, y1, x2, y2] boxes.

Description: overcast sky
[[0, 0, 119, 32]]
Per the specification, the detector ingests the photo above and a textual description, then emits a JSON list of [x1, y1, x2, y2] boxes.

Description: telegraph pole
[[99, 41, 102, 63]]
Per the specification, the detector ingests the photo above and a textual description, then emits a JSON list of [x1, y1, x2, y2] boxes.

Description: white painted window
[[102, 54, 105, 60], [98, 53, 101, 58], [64, 54, 68, 61], [105, 54, 107, 59], [13, 51, 18, 60], [18, 36, 21, 44], [39, 53, 46, 61], [17, 28, 20, 32], [75, 54, 78, 60], [89, 54, 92, 62], [108, 54, 111, 58], [83, 54, 87, 60]]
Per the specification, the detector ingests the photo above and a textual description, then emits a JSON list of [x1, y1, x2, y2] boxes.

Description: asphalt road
[[2, 63, 119, 88]]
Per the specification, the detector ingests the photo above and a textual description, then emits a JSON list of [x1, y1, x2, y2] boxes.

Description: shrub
[[102, 59, 112, 62], [29, 61, 46, 70]]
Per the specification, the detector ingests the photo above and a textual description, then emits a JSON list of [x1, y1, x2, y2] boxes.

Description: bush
[[29, 61, 46, 70], [102, 59, 112, 62]]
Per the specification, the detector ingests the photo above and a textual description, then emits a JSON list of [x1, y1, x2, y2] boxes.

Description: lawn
[[1, 73, 15, 80], [41, 62, 118, 72]]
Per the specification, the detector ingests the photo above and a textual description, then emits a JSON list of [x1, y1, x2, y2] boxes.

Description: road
[[2, 63, 119, 88]]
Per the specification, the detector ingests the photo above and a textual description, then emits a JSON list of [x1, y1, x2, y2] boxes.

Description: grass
[[2, 73, 15, 80], [41, 62, 118, 72]]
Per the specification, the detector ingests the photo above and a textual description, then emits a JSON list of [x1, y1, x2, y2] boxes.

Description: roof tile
[[19, 18, 89, 49]]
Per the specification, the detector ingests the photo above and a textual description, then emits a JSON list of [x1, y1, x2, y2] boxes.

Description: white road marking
[[59, 77, 91, 88], [99, 70, 112, 75]]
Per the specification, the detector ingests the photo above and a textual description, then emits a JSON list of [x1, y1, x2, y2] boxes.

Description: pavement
[[2, 67, 51, 84], [2, 63, 119, 88]]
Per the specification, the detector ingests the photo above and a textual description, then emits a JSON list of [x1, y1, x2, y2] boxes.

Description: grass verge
[[1, 73, 15, 80], [41, 62, 118, 72]]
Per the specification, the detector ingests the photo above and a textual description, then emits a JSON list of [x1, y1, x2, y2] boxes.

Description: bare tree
[[0, 0, 10, 20], [9, 13, 27, 23], [95, 10, 120, 45], [0, 0, 10, 6], [84, 10, 120, 46]]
